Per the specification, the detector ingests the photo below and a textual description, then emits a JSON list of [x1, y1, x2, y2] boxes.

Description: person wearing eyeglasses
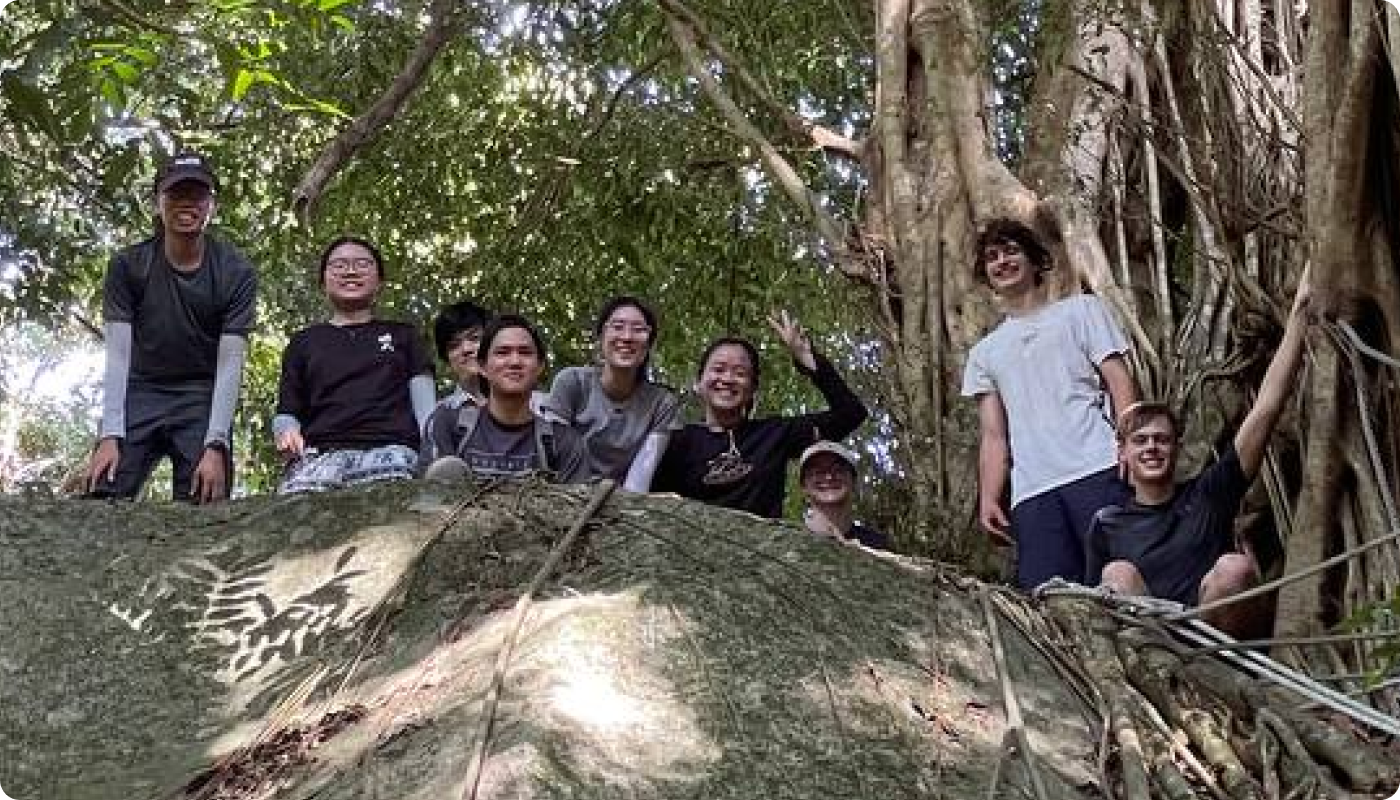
[[85, 152, 257, 504], [799, 441, 889, 551], [544, 296, 680, 490], [272, 236, 435, 493]]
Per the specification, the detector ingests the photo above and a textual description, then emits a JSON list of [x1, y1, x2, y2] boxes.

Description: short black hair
[[319, 235, 385, 281], [479, 313, 548, 364], [973, 218, 1051, 282], [595, 295, 658, 378], [434, 300, 492, 362], [696, 336, 761, 388]]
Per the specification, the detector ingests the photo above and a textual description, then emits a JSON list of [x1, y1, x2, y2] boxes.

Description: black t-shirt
[[1085, 443, 1250, 604], [275, 320, 434, 450], [103, 235, 257, 387], [847, 521, 890, 551], [652, 353, 868, 518]]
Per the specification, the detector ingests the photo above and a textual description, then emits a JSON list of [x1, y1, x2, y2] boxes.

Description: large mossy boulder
[[0, 480, 1394, 799]]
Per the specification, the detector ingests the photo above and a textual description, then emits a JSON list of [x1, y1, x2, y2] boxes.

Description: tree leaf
[[231, 68, 256, 100], [1, 71, 62, 140]]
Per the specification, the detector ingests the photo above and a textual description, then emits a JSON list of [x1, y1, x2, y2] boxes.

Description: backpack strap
[[535, 417, 560, 474], [452, 403, 484, 460]]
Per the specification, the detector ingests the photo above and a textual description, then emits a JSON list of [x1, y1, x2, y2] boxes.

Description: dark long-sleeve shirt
[[653, 353, 868, 518]]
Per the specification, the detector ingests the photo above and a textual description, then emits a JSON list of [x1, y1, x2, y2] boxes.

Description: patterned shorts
[[278, 445, 419, 495]]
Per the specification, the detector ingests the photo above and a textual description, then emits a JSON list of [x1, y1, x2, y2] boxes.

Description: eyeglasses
[[326, 258, 377, 275], [604, 321, 652, 336]]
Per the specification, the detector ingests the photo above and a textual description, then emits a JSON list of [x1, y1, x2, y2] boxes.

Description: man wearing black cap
[[85, 152, 257, 503], [799, 441, 889, 550]]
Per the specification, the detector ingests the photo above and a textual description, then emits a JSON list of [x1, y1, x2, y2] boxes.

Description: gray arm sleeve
[[622, 431, 670, 493], [272, 413, 302, 439], [410, 374, 437, 435], [204, 334, 249, 446], [99, 322, 133, 439]]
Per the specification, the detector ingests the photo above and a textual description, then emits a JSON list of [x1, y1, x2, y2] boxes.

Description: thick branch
[[91, 0, 179, 35], [658, 0, 863, 161], [292, 0, 459, 224], [661, 5, 856, 270]]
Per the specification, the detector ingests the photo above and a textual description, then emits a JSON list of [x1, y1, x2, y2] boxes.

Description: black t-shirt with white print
[[1085, 442, 1250, 604], [652, 353, 867, 519], [275, 320, 434, 451]]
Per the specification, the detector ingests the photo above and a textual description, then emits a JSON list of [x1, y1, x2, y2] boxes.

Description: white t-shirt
[[961, 294, 1129, 507]]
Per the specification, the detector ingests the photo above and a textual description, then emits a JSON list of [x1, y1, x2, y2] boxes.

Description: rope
[[1167, 320, 1400, 625], [1171, 619, 1400, 737], [461, 479, 617, 800], [1035, 582, 1400, 737]]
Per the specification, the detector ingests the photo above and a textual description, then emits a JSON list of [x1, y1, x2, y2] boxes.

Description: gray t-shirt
[[546, 366, 681, 480], [103, 235, 257, 388], [961, 294, 1129, 507], [459, 414, 538, 477]]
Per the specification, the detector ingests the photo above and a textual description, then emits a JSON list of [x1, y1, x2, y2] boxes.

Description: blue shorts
[[1010, 467, 1129, 590]]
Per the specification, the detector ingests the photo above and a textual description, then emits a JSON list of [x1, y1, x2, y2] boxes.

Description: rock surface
[[0, 479, 1180, 799]]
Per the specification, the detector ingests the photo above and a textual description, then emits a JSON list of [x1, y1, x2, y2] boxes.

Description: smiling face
[[980, 239, 1037, 297], [698, 343, 756, 422], [321, 241, 382, 310], [483, 325, 543, 398], [599, 304, 653, 372], [1119, 414, 1179, 489], [446, 326, 484, 388], [801, 453, 855, 508], [157, 180, 215, 236]]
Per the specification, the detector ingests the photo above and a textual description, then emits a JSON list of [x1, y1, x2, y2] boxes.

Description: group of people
[[83, 153, 1315, 625], [963, 218, 1312, 634], [82, 153, 880, 549]]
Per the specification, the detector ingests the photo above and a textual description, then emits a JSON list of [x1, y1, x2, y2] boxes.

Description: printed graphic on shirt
[[702, 433, 753, 485], [461, 416, 537, 477], [378, 333, 395, 353]]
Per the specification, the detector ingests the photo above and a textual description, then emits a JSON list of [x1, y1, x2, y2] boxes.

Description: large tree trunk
[[660, 0, 1400, 678], [1, 484, 1394, 798]]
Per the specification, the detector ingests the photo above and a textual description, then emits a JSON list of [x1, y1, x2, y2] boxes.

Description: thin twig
[[460, 480, 616, 800], [980, 590, 1050, 800]]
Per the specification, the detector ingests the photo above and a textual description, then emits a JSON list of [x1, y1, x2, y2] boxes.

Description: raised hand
[[767, 309, 816, 372]]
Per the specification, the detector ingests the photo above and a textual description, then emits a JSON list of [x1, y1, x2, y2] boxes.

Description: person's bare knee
[[1100, 560, 1147, 595], [1198, 553, 1265, 637], [1199, 553, 1256, 604]]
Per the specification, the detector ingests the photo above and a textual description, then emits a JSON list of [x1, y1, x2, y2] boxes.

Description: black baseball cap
[[154, 152, 218, 194]]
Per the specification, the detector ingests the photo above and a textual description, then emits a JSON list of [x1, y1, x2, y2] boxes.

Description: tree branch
[[292, 0, 459, 224], [90, 0, 179, 36], [660, 2, 858, 270], [658, 0, 864, 161]]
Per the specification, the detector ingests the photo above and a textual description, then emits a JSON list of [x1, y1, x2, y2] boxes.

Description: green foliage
[[1341, 587, 1400, 688], [1, 0, 889, 522]]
